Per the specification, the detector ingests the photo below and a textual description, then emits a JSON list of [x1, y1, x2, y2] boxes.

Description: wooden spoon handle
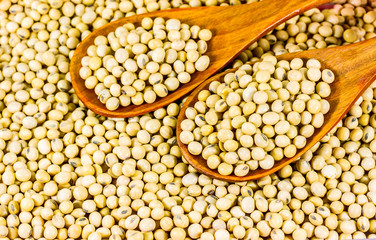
[[205, 0, 332, 68]]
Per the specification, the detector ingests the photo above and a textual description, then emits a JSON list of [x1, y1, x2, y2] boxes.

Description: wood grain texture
[[70, 0, 329, 118], [177, 37, 376, 182]]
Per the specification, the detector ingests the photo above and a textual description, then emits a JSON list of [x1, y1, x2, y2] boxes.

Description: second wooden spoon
[[177, 37, 376, 182], [71, 0, 329, 118]]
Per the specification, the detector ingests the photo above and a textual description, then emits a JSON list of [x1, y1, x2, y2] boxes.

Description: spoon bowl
[[71, 0, 329, 118], [177, 37, 376, 182]]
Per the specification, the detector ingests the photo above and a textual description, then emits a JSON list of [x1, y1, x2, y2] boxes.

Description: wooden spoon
[[71, 0, 330, 118], [177, 37, 376, 182]]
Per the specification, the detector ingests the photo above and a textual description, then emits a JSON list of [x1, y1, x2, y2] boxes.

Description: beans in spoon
[[79, 17, 212, 111], [180, 56, 334, 176]]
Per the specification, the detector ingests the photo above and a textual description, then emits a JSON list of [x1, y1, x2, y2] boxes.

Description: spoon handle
[[324, 37, 376, 135], [210, 0, 331, 54]]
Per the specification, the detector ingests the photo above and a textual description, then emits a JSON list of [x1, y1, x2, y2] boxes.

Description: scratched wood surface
[[177, 37, 376, 182], [70, 0, 329, 118]]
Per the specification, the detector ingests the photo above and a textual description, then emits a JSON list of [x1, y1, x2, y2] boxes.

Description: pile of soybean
[[80, 17, 211, 110], [181, 56, 333, 176], [0, 0, 376, 239]]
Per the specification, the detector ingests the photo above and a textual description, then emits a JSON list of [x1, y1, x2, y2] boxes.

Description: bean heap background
[[0, 0, 376, 239]]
